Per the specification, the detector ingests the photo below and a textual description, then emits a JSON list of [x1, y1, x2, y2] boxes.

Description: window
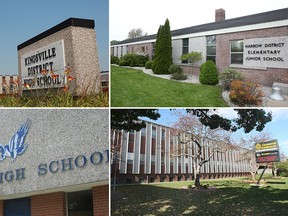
[[206, 35, 216, 63], [5, 197, 31, 216], [67, 190, 93, 216], [230, 40, 243, 64], [182, 38, 189, 63]]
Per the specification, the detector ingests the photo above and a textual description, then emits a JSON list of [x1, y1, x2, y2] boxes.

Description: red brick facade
[[216, 27, 288, 86], [0, 200, 3, 216], [31, 192, 66, 216], [92, 185, 109, 216], [0, 186, 109, 216]]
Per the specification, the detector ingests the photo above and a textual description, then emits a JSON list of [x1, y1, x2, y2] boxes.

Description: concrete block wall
[[18, 18, 101, 96]]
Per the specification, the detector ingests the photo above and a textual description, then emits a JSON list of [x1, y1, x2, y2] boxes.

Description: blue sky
[[141, 109, 288, 156], [0, 0, 108, 76]]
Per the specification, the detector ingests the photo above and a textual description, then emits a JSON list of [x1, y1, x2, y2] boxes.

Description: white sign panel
[[244, 36, 288, 69], [21, 40, 65, 90]]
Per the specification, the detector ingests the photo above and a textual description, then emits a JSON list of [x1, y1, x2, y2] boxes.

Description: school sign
[[255, 140, 280, 163]]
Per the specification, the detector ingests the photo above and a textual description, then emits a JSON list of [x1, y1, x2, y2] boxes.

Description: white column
[[119, 130, 128, 174], [145, 123, 152, 174], [155, 125, 161, 174], [133, 130, 141, 174]]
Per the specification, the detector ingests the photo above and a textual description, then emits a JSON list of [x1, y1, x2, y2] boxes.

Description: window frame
[[182, 38, 189, 64], [206, 35, 216, 63], [230, 40, 244, 65]]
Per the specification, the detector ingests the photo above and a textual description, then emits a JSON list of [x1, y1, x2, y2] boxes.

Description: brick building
[[111, 121, 251, 185], [0, 75, 19, 95], [111, 8, 288, 86], [0, 109, 109, 216]]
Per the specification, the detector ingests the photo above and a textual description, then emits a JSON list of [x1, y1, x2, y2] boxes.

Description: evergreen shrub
[[111, 55, 120, 64], [118, 60, 130, 66], [171, 73, 187, 80], [120, 53, 148, 67], [169, 65, 187, 80], [168, 64, 182, 74], [219, 68, 245, 90], [199, 60, 219, 85], [145, 60, 153, 69]]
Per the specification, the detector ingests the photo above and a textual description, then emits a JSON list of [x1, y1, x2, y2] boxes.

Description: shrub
[[229, 80, 263, 106], [134, 53, 148, 67], [111, 55, 120, 64], [276, 161, 288, 177], [120, 53, 148, 67], [145, 60, 153, 69], [219, 68, 245, 90], [171, 73, 187, 80], [169, 65, 187, 80], [118, 60, 130, 66], [121, 53, 135, 66], [199, 60, 219, 85], [168, 64, 182, 74]]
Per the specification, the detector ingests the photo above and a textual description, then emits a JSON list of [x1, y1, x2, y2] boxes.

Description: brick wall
[[31, 192, 66, 216], [92, 185, 109, 216], [0, 200, 3, 216], [127, 42, 154, 60], [217, 26, 288, 86]]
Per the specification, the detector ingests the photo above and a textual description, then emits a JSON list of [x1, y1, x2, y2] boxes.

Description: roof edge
[[17, 17, 95, 50]]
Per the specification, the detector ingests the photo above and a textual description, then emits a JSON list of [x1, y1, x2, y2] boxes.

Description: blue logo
[[0, 119, 31, 162]]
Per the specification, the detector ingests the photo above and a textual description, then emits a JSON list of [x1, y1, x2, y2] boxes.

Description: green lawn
[[111, 66, 228, 107], [111, 176, 288, 215]]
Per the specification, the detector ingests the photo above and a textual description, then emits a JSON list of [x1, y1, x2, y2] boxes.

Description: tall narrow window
[[230, 40, 243, 64], [206, 35, 216, 63], [182, 38, 189, 63]]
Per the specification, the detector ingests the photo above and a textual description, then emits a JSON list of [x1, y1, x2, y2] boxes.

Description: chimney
[[215, 8, 225, 22]]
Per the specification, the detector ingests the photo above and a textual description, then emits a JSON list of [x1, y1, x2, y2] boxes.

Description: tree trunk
[[195, 174, 201, 187], [194, 165, 201, 187], [251, 172, 256, 181]]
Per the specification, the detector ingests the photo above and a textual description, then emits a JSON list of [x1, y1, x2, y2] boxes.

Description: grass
[[0, 92, 109, 107], [111, 176, 288, 215], [111, 66, 228, 107]]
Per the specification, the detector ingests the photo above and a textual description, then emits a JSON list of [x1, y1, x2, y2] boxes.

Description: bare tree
[[170, 112, 232, 187], [127, 28, 147, 39], [237, 131, 273, 181]]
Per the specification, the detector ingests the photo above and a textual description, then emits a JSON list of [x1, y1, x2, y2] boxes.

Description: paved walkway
[[125, 66, 288, 107]]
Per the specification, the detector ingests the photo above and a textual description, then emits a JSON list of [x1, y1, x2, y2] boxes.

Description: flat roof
[[18, 17, 95, 50], [113, 7, 288, 45]]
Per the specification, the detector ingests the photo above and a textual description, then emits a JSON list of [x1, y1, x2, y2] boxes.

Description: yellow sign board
[[255, 140, 278, 151]]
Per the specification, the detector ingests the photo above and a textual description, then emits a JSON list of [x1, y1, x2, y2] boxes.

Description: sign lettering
[[20, 40, 65, 90], [244, 36, 288, 69]]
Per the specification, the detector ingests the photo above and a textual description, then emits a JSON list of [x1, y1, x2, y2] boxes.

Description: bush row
[[112, 55, 265, 106], [111, 53, 148, 67]]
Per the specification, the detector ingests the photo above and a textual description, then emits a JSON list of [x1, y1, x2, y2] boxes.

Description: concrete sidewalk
[[266, 94, 288, 107]]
